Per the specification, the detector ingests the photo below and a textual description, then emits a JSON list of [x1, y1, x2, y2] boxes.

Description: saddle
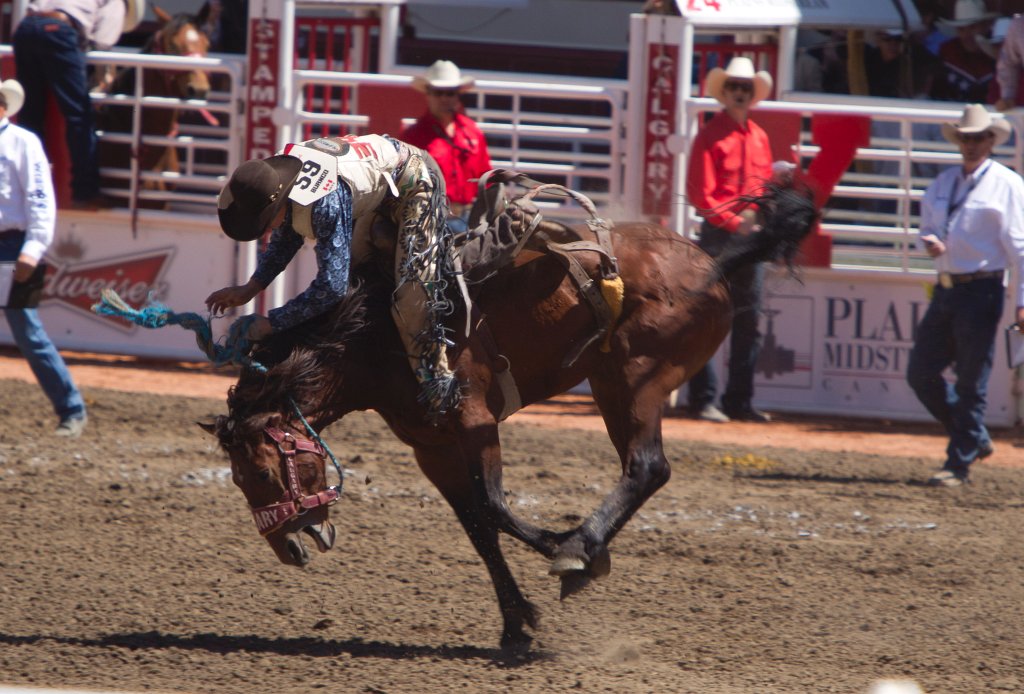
[[455, 170, 624, 419], [367, 170, 623, 421]]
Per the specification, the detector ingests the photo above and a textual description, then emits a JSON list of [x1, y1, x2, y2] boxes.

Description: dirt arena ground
[[1, 349, 1023, 693]]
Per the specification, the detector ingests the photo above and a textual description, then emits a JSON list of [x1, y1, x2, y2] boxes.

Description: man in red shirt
[[685, 57, 775, 423], [401, 60, 492, 231]]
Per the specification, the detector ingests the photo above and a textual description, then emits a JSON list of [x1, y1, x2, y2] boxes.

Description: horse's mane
[[225, 269, 391, 437]]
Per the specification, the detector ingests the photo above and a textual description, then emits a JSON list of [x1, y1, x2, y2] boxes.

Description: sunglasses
[[428, 89, 460, 98], [724, 81, 754, 93], [958, 132, 993, 143]]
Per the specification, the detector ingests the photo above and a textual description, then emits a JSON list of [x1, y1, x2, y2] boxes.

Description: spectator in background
[[685, 57, 775, 424], [866, 30, 909, 97], [198, 0, 247, 54], [0, 79, 87, 437], [865, 29, 939, 98], [401, 60, 492, 231], [930, 0, 999, 102], [12, 0, 145, 209], [802, 30, 851, 95], [914, 0, 952, 56], [908, 104, 1024, 487], [994, 15, 1024, 109]]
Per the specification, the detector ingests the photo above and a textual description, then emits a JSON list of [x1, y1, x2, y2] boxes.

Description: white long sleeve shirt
[[0, 117, 57, 261], [26, 0, 126, 50], [919, 157, 1024, 306]]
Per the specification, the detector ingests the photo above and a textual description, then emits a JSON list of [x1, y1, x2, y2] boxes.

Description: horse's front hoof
[[590, 544, 611, 577], [549, 544, 611, 578], [549, 555, 586, 576], [559, 571, 593, 601]]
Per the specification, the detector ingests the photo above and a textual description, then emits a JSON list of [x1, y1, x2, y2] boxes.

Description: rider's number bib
[[282, 143, 338, 206]]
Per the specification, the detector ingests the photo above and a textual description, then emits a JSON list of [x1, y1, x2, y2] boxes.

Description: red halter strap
[[250, 426, 340, 536]]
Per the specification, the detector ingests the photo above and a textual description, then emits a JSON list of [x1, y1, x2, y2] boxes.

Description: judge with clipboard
[[907, 104, 1024, 487], [0, 79, 86, 437]]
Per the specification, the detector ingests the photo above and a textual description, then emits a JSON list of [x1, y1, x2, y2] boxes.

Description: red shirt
[[686, 110, 773, 233], [401, 111, 492, 206]]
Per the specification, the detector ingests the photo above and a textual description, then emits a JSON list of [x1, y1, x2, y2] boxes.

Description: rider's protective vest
[[288, 134, 404, 240]]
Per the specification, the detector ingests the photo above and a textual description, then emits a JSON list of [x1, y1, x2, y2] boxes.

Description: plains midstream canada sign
[[706, 269, 1019, 425]]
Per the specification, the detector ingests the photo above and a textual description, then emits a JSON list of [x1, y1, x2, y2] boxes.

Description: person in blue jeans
[[684, 57, 776, 423], [908, 104, 1024, 487], [12, 0, 142, 208], [0, 79, 86, 436]]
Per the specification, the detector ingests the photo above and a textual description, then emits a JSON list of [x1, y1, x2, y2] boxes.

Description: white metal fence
[[288, 68, 630, 222], [683, 94, 1024, 273], [5, 43, 1024, 276], [89, 50, 246, 214]]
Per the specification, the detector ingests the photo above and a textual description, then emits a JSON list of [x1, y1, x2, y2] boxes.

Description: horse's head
[[150, 5, 211, 99], [201, 411, 339, 566], [200, 291, 373, 565]]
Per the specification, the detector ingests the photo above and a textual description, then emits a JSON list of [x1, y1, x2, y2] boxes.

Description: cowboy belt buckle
[[939, 273, 953, 289]]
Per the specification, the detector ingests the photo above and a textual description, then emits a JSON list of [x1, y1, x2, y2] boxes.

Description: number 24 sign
[[687, 0, 722, 10]]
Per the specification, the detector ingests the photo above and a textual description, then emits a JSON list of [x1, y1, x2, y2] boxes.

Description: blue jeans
[[13, 14, 100, 202], [688, 222, 766, 413], [1, 232, 85, 420], [906, 278, 1002, 475]]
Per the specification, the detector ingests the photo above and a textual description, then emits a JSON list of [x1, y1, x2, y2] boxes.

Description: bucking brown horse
[[202, 182, 817, 650]]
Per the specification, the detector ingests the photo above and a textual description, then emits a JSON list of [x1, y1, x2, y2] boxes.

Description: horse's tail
[[705, 181, 818, 289]]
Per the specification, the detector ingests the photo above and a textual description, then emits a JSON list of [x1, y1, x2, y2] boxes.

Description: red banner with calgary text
[[642, 44, 679, 218]]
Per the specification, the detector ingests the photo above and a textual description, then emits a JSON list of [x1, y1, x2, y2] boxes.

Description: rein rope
[[91, 289, 346, 490]]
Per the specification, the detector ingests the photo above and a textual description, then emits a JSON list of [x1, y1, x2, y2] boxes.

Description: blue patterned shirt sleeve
[[266, 184, 354, 332], [252, 208, 303, 289]]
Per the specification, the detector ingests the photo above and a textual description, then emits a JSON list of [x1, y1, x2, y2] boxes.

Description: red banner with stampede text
[[245, 17, 281, 160], [642, 44, 679, 218]]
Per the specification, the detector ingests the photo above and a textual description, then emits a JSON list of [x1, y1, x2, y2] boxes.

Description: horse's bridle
[[250, 426, 341, 536]]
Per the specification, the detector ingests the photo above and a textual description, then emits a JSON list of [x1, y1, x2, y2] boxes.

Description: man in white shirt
[[0, 79, 87, 436], [908, 103, 1024, 486]]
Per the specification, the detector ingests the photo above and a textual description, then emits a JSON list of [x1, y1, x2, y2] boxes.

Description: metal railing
[[88, 50, 246, 215], [0, 44, 245, 214], [289, 68, 629, 222], [682, 95, 1024, 273]]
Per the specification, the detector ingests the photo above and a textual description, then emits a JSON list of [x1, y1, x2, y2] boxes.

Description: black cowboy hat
[[217, 155, 302, 242]]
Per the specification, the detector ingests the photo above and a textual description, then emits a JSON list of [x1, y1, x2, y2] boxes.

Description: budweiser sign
[[42, 244, 176, 330]]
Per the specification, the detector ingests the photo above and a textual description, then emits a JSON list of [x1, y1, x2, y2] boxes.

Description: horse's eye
[[258, 469, 272, 482]]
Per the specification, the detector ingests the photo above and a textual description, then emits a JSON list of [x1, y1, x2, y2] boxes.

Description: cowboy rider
[[206, 133, 460, 420]]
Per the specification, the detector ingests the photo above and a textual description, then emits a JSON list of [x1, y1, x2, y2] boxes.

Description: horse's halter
[[249, 426, 341, 536]]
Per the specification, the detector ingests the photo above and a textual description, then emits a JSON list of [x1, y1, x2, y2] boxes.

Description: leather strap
[[472, 307, 522, 421]]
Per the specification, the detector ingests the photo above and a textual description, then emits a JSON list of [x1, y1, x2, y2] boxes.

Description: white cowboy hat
[[412, 60, 475, 93], [704, 57, 773, 107], [124, 0, 146, 33], [941, 103, 1013, 146], [0, 79, 24, 118], [938, 0, 997, 29]]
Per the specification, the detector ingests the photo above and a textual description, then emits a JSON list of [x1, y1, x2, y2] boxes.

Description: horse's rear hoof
[[549, 555, 586, 576], [500, 630, 533, 656]]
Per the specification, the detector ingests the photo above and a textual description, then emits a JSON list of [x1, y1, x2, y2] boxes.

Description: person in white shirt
[[12, 0, 144, 209], [908, 103, 1024, 486], [0, 79, 87, 437], [995, 15, 1024, 110]]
